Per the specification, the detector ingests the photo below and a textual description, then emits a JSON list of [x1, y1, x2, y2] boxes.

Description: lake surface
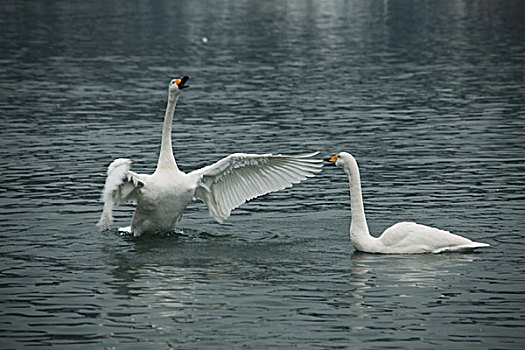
[[1, 0, 524, 348]]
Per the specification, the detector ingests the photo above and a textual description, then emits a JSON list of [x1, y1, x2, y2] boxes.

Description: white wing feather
[[189, 152, 322, 223], [97, 158, 145, 229]]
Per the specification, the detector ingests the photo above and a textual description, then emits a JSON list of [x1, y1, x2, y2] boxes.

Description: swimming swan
[[325, 152, 489, 253], [97, 77, 322, 236]]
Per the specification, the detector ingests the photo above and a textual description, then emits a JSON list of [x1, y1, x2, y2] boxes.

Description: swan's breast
[[138, 171, 196, 209]]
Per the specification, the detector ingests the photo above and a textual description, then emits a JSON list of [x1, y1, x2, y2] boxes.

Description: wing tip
[[299, 151, 320, 158], [211, 212, 228, 224], [96, 211, 113, 229], [275, 151, 320, 159]]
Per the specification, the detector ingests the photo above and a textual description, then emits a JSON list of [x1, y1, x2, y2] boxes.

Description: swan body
[[326, 152, 490, 254], [97, 77, 322, 236]]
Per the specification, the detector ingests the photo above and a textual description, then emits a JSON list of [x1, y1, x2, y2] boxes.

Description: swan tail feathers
[[432, 242, 490, 253]]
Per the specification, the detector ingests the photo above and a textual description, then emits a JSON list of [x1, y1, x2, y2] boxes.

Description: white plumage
[[97, 77, 322, 236], [326, 152, 490, 254], [190, 152, 321, 223]]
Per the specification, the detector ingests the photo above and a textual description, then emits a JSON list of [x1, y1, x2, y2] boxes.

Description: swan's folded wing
[[97, 158, 146, 229], [382, 222, 475, 252], [189, 152, 322, 223]]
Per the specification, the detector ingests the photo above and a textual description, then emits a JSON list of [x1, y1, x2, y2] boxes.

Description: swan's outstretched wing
[[189, 152, 323, 223], [97, 158, 146, 229]]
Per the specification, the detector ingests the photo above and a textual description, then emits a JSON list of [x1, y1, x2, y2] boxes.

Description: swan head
[[325, 152, 357, 175], [169, 76, 190, 95]]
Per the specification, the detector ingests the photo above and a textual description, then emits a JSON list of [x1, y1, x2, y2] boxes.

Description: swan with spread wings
[[97, 76, 322, 236]]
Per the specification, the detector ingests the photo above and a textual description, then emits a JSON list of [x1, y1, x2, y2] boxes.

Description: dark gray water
[[1, 0, 524, 348]]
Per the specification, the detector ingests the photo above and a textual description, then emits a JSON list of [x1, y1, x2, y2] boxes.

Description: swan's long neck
[[156, 92, 179, 171], [345, 158, 375, 251]]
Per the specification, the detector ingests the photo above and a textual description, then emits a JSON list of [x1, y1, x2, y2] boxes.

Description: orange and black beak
[[175, 76, 190, 90], [324, 154, 338, 166]]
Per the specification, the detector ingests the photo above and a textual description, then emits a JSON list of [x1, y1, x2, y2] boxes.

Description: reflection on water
[[1, 0, 524, 348], [349, 252, 473, 320], [347, 251, 525, 347]]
